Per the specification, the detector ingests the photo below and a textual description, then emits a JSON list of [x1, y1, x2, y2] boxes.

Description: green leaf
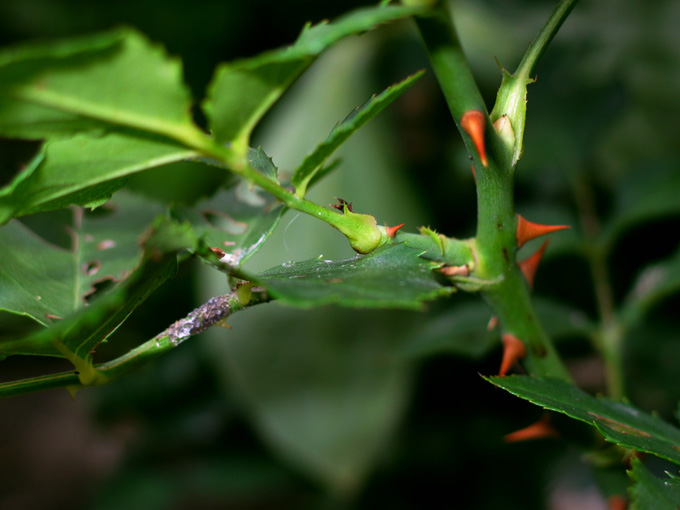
[[0, 132, 196, 223], [622, 245, 680, 325], [255, 242, 454, 310], [0, 192, 165, 325], [486, 375, 680, 465], [628, 457, 680, 510], [248, 146, 278, 183], [0, 27, 205, 145], [202, 4, 424, 148], [401, 300, 498, 359], [205, 305, 413, 493], [0, 253, 176, 361], [401, 297, 591, 360], [603, 163, 680, 245], [172, 182, 284, 267], [291, 71, 423, 197]]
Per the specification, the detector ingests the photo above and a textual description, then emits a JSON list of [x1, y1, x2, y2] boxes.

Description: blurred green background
[[1, 0, 679, 508]]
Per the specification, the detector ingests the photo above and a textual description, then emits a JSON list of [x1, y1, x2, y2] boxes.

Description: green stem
[[416, 1, 571, 380], [414, 4, 510, 170], [0, 288, 270, 399], [573, 173, 625, 398], [513, 0, 580, 82]]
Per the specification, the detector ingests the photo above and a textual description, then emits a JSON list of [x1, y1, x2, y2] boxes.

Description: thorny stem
[[573, 172, 625, 399], [415, 1, 572, 380], [0, 287, 271, 399]]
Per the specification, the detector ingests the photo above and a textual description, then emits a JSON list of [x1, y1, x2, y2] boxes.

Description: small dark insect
[[331, 197, 353, 213]]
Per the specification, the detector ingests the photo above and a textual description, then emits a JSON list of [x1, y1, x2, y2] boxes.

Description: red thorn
[[516, 215, 570, 248], [440, 264, 469, 276], [504, 415, 559, 443], [386, 223, 405, 238], [487, 316, 499, 331], [518, 240, 549, 290], [470, 164, 477, 182], [460, 110, 488, 167], [499, 333, 526, 376], [607, 495, 628, 510]]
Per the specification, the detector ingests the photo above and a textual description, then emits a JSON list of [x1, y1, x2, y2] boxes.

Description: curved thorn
[[518, 240, 549, 290], [460, 110, 488, 167], [516, 215, 569, 248], [386, 223, 405, 238], [499, 333, 527, 376], [504, 414, 559, 443]]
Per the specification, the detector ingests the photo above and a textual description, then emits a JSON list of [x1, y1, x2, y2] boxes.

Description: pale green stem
[[0, 288, 270, 399], [573, 173, 625, 399], [415, 1, 572, 380]]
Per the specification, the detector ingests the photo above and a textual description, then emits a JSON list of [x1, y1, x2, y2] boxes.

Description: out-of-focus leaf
[[401, 300, 497, 359], [0, 192, 164, 325], [292, 71, 423, 196], [533, 297, 594, 339], [401, 297, 592, 360], [0, 253, 176, 360], [628, 457, 680, 510], [255, 243, 454, 310], [622, 245, 680, 325], [603, 163, 680, 245], [0, 28, 204, 144], [172, 184, 284, 268], [202, 4, 424, 147], [487, 375, 680, 465], [207, 306, 413, 494], [0, 132, 195, 223]]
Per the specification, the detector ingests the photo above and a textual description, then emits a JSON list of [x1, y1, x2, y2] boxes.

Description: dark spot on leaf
[[83, 260, 101, 276], [497, 223, 503, 230], [502, 247, 509, 264], [531, 344, 547, 357], [83, 278, 115, 304]]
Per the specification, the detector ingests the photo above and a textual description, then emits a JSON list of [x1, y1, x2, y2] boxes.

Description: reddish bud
[[516, 215, 569, 248], [441, 264, 469, 276], [518, 240, 549, 290], [460, 110, 488, 167], [504, 415, 559, 443], [386, 223, 405, 238], [499, 333, 527, 376]]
